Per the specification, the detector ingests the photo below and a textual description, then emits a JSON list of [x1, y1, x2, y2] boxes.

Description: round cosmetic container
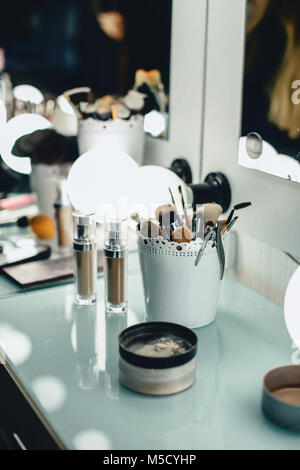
[[118, 322, 197, 396], [262, 365, 300, 431]]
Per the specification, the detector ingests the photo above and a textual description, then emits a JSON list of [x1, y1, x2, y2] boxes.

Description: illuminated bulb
[[144, 110, 166, 137], [284, 266, 300, 349], [0, 114, 52, 174], [134, 165, 193, 219], [52, 95, 78, 136], [13, 84, 44, 105], [67, 149, 139, 217], [240, 136, 300, 182], [57, 95, 74, 115]]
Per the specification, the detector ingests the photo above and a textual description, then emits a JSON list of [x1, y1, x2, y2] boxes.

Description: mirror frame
[[144, 0, 208, 183], [200, 0, 300, 257]]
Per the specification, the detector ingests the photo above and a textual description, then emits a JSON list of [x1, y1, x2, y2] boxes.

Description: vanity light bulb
[[143, 110, 166, 138], [0, 113, 52, 174], [135, 165, 193, 219], [13, 84, 44, 105], [67, 149, 139, 217], [56, 95, 75, 115], [52, 94, 78, 137], [284, 265, 300, 349]]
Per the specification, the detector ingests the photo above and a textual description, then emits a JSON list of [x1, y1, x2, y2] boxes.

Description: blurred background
[[0, 0, 172, 194], [0, 0, 172, 96]]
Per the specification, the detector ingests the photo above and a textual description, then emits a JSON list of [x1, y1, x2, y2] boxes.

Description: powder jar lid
[[119, 322, 197, 370]]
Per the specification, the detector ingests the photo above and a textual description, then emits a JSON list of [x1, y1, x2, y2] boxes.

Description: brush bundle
[[135, 194, 252, 328], [76, 69, 168, 164], [75, 69, 167, 122]]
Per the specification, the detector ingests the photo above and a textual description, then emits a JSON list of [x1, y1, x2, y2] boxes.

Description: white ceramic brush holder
[[78, 115, 145, 165], [138, 235, 225, 329], [30, 163, 71, 217]]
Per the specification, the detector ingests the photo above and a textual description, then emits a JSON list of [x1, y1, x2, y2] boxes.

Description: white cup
[[138, 236, 223, 328], [30, 163, 71, 217], [77, 115, 145, 166]]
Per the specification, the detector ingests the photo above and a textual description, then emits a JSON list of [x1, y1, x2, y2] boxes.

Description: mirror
[[0, 0, 172, 139], [239, 0, 300, 182]]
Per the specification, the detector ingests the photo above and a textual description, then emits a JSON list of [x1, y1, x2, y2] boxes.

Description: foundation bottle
[[104, 219, 128, 314], [73, 212, 97, 306], [54, 180, 72, 250]]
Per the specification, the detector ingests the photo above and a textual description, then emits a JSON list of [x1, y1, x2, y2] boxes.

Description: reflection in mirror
[[239, 0, 300, 181], [0, 0, 172, 140]]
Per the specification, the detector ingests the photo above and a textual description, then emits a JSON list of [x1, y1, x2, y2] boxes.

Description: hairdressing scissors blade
[[194, 230, 214, 267], [216, 221, 225, 280]]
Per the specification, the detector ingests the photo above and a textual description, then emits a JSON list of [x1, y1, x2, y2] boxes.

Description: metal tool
[[194, 229, 215, 267], [226, 215, 238, 232], [216, 221, 225, 279]]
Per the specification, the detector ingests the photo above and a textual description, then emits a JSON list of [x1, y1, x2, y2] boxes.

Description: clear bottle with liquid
[[73, 212, 97, 306], [104, 219, 128, 314]]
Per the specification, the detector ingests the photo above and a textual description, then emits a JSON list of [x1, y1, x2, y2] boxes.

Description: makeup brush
[[168, 187, 176, 206], [140, 219, 162, 238], [111, 104, 118, 121], [220, 219, 227, 235], [204, 203, 223, 229], [155, 204, 171, 239], [63, 93, 82, 119], [130, 212, 140, 224], [155, 204, 181, 229], [172, 225, 193, 243], [130, 212, 141, 232], [158, 211, 175, 241], [192, 206, 205, 240], [155, 203, 172, 220], [178, 185, 191, 228], [226, 202, 252, 225], [226, 216, 238, 232], [167, 191, 183, 227]]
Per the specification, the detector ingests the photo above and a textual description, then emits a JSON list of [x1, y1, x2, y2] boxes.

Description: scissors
[[194, 221, 225, 280]]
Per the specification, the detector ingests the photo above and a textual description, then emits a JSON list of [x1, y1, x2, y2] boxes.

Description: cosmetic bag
[[77, 115, 145, 166], [138, 235, 225, 328]]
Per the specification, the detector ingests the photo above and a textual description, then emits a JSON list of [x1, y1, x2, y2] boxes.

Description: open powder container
[[262, 365, 300, 431], [118, 322, 197, 396]]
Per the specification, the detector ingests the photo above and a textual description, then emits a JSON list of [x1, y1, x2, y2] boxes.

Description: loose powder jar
[[118, 322, 197, 396]]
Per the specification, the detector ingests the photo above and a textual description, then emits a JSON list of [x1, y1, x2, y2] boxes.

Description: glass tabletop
[[0, 253, 298, 450]]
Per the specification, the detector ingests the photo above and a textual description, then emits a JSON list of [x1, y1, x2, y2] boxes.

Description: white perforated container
[[77, 115, 145, 165], [138, 235, 224, 328]]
